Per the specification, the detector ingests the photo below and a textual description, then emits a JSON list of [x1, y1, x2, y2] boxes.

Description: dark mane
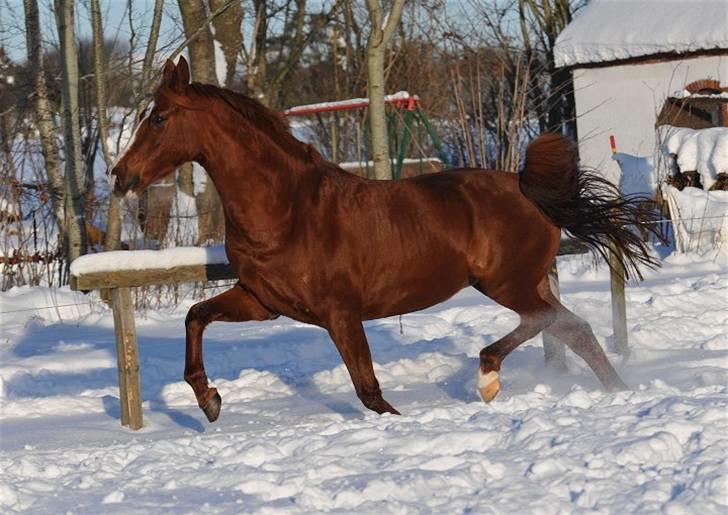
[[189, 82, 291, 135], [185, 82, 331, 169]]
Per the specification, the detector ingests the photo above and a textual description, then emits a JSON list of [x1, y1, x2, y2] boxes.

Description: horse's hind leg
[[326, 316, 400, 415], [185, 283, 274, 422], [536, 279, 627, 391], [474, 283, 557, 402]]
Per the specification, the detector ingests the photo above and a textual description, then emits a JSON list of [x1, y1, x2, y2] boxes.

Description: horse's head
[[110, 56, 200, 197]]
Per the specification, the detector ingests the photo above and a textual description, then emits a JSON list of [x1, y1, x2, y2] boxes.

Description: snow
[[338, 157, 442, 171], [1, 252, 727, 513], [0, 196, 19, 217], [671, 90, 728, 99], [661, 126, 728, 191], [284, 91, 416, 116], [69, 245, 228, 276], [554, 0, 728, 67], [665, 186, 728, 255]]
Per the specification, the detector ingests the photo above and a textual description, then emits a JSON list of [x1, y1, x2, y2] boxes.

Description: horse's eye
[[151, 114, 166, 126]]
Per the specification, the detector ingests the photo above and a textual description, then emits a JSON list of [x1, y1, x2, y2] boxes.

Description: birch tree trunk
[[246, 0, 269, 99], [365, 0, 406, 180], [178, 0, 218, 84], [89, 0, 122, 251], [177, 0, 225, 245], [23, 0, 64, 233], [54, 0, 87, 265], [141, 0, 165, 93], [137, 0, 176, 246], [210, 0, 243, 88]]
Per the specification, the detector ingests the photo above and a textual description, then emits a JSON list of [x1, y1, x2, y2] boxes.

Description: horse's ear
[[175, 56, 191, 87], [162, 59, 176, 86]]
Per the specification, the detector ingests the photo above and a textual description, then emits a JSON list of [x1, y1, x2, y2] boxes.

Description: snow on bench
[[69, 245, 234, 291]]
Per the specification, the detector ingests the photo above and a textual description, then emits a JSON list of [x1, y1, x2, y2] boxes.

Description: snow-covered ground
[[0, 252, 726, 513]]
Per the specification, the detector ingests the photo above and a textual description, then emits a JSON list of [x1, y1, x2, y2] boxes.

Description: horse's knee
[[556, 312, 592, 336], [532, 306, 557, 331], [185, 302, 210, 333]]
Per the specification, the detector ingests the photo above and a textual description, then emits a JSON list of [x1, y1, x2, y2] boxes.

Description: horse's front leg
[[184, 283, 274, 422], [326, 315, 400, 415]]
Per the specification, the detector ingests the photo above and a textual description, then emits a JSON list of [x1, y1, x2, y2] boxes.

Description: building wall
[[573, 55, 727, 185]]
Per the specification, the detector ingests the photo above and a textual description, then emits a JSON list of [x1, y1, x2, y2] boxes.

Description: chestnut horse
[[111, 57, 657, 422]]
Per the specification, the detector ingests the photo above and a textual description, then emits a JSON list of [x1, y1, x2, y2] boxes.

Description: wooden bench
[[70, 247, 235, 429], [69, 242, 627, 430]]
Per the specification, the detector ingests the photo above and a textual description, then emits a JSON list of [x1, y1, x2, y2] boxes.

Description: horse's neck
[[198, 128, 322, 231]]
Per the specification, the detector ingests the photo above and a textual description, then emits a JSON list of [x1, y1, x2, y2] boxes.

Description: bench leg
[[542, 260, 567, 370], [110, 287, 143, 429], [609, 247, 629, 358]]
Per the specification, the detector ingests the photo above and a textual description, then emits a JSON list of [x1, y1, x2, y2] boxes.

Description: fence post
[[110, 287, 143, 429], [608, 247, 629, 357], [543, 260, 567, 369]]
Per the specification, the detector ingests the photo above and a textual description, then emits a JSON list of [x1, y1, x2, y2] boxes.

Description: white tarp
[[612, 152, 657, 197]]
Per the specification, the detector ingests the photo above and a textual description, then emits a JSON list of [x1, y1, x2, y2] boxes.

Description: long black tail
[[519, 133, 661, 280]]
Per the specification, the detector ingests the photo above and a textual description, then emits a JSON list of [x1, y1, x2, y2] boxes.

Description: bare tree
[[519, 0, 580, 135], [236, 1, 336, 108], [177, 0, 225, 244], [138, 0, 177, 246], [365, 0, 406, 179], [89, 0, 122, 251], [54, 0, 87, 264], [210, 0, 243, 88], [178, 0, 218, 84], [141, 0, 165, 94], [23, 0, 64, 232]]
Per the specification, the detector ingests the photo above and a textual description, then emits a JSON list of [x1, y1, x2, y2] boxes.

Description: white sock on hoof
[[477, 370, 500, 402]]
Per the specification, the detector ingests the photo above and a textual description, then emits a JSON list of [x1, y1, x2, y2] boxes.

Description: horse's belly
[[360, 262, 470, 320]]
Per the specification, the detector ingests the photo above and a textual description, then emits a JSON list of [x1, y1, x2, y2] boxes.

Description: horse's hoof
[[478, 370, 500, 403], [201, 389, 222, 423]]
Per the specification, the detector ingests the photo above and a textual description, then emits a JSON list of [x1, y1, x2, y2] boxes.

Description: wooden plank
[[542, 260, 567, 369], [608, 247, 629, 357], [110, 287, 143, 430], [557, 238, 589, 256], [70, 262, 236, 291]]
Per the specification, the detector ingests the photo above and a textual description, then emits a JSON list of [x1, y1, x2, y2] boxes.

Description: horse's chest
[[225, 243, 323, 323]]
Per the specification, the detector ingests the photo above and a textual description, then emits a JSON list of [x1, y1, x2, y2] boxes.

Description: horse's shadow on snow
[[6, 303, 612, 432]]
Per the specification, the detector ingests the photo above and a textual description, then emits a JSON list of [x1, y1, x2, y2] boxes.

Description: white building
[[554, 0, 728, 186]]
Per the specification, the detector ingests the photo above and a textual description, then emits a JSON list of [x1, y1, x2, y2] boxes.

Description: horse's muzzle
[[109, 167, 139, 198]]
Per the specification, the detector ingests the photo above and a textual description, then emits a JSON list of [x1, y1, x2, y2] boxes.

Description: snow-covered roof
[[554, 0, 728, 68]]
